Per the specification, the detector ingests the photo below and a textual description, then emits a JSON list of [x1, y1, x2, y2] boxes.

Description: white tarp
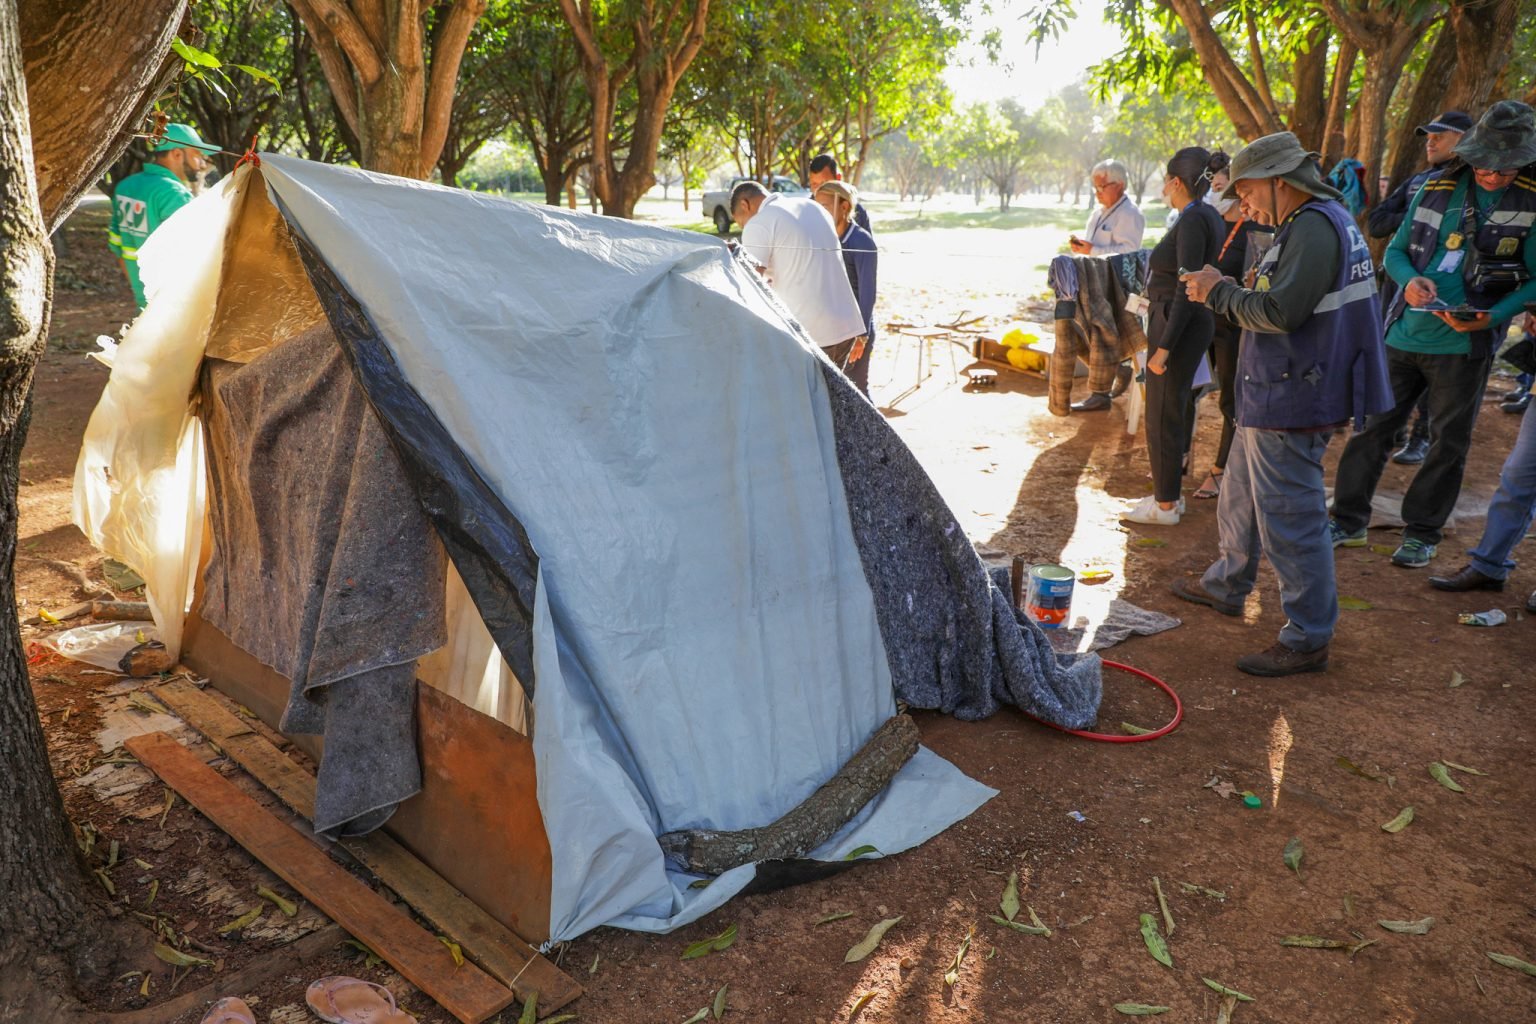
[[79, 156, 995, 943]]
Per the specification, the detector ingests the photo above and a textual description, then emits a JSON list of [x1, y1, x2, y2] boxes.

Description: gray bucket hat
[[1221, 131, 1343, 202], [1454, 100, 1536, 170]]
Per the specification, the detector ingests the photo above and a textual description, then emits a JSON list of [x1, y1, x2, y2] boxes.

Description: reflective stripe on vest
[[119, 247, 139, 260], [1411, 205, 1443, 232], [1314, 278, 1378, 314]]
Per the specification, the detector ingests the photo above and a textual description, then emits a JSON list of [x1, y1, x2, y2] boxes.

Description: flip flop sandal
[[200, 997, 257, 1024], [1193, 472, 1222, 500], [305, 976, 418, 1024]]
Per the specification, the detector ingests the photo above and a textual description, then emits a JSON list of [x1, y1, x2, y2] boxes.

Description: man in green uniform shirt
[[1329, 101, 1536, 569], [107, 123, 219, 309]]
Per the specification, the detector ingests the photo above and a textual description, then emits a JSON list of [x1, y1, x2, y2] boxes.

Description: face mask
[[1207, 192, 1236, 215]]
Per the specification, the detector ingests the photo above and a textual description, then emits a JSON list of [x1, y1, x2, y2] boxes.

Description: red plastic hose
[[1025, 659, 1184, 742]]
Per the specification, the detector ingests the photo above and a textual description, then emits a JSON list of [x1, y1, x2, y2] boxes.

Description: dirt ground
[[18, 199, 1536, 1024]]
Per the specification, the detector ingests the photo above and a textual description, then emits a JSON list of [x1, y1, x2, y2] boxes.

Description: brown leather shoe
[[1428, 564, 1505, 592], [1170, 576, 1244, 617], [1237, 642, 1329, 677]]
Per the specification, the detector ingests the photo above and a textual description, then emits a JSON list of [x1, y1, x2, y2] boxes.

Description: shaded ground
[[18, 196, 1536, 1023]]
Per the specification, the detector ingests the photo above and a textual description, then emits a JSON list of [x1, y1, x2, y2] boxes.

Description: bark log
[[656, 715, 921, 876]]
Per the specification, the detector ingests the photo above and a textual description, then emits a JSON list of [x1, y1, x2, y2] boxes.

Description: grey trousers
[[1201, 426, 1337, 653]]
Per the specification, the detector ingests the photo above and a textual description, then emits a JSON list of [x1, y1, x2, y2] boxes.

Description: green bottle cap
[[1243, 794, 1262, 809]]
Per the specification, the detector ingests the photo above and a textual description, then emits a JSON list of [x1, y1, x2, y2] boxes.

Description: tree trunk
[[1166, 0, 1283, 141], [288, 0, 485, 180], [1321, 39, 1359, 164], [1385, 23, 1454, 190], [5, 2, 189, 1014], [1351, 34, 1419, 197], [1290, 25, 1331, 151], [1444, 0, 1521, 113]]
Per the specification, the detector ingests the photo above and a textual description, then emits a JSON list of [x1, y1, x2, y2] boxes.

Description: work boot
[[1391, 436, 1429, 464], [1236, 642, 1329, 677], [1071, 392, 1112, 412], [1170, 577, 1244, 617], [1428, 565, 1505, 592]]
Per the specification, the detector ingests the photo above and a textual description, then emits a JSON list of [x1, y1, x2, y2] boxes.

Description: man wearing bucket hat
[[1329, 101, 1536, 572], [1172, 132, 1392, 677], [107, 122, 221, 309]]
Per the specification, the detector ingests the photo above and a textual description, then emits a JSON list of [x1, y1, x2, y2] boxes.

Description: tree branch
[[287, 2, 363, 139], [1317, 0, 1371, 52], [288, 0, 383, 83], [1244, 8, 1276, 118], [556, 0, 604, 72], [420, 0, 484, 178]]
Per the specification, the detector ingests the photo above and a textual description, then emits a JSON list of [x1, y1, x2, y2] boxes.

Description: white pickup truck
[[701, 175, 811, 234]]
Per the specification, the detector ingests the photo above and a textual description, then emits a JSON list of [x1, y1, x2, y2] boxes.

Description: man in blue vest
[[1170, 132, 1392, 676], [1329, 101, 1536, 569], [107, 123, 219, 309]]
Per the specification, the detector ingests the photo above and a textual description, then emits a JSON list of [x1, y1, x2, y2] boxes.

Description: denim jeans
[[1469, 400, 1536, 580], [1332, 346, 1491, 545], [1202, 426, 1337, 652]]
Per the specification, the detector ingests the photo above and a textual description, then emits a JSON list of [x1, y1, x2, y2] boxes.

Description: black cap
[[1415, 110, 1474, 136]]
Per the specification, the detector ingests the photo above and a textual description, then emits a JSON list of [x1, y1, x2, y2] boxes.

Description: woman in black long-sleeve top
[[1124, 147, 1227, 526]]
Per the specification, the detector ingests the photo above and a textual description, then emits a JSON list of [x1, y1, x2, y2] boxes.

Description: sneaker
[[1391, 538, 1437, 568], [1328, 519, 1367, 548], [1237, 642, 1329, 677], [1123, 495, 1180, 525], [1391, 437, 1429, 464]]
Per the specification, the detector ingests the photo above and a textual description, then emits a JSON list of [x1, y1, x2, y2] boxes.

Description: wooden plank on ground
[[152, 679, 582, 1015], [126, 731, 518, 1024]]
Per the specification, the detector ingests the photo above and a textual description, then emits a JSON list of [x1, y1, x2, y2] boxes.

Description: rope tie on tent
[[234, 135, 261, 169], [1027, 659, 1184, 743]]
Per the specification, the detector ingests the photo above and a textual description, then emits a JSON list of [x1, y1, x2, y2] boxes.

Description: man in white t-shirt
[[1068, 159, 1145, 256], [730, 180, 867, 367]]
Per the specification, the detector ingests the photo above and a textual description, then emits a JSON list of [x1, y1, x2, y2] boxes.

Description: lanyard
[[1218, 216, 1247, 262], [1097, 195, 1127, 230]]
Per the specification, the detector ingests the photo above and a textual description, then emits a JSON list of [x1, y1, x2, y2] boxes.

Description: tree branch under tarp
[[657, 714, 921, 876]]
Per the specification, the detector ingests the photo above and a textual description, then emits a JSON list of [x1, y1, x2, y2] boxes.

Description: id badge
[[1436, 249, 1464, 274], [1125, 294, 1150, 316]]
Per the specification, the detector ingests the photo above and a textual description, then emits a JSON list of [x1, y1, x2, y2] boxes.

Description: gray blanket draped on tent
[[818, 363, 1102, 726], [199, 324, 445, 837]]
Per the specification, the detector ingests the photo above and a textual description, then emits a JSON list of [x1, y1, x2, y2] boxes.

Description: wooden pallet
[[149, 679, 582, 1017], [126, 732, 517, 1024]]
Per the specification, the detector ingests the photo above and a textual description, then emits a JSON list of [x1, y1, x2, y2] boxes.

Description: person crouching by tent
[[815, 180, 878, 397], [1171, 132, 1392, 677], [731, 180, 868, 371]]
